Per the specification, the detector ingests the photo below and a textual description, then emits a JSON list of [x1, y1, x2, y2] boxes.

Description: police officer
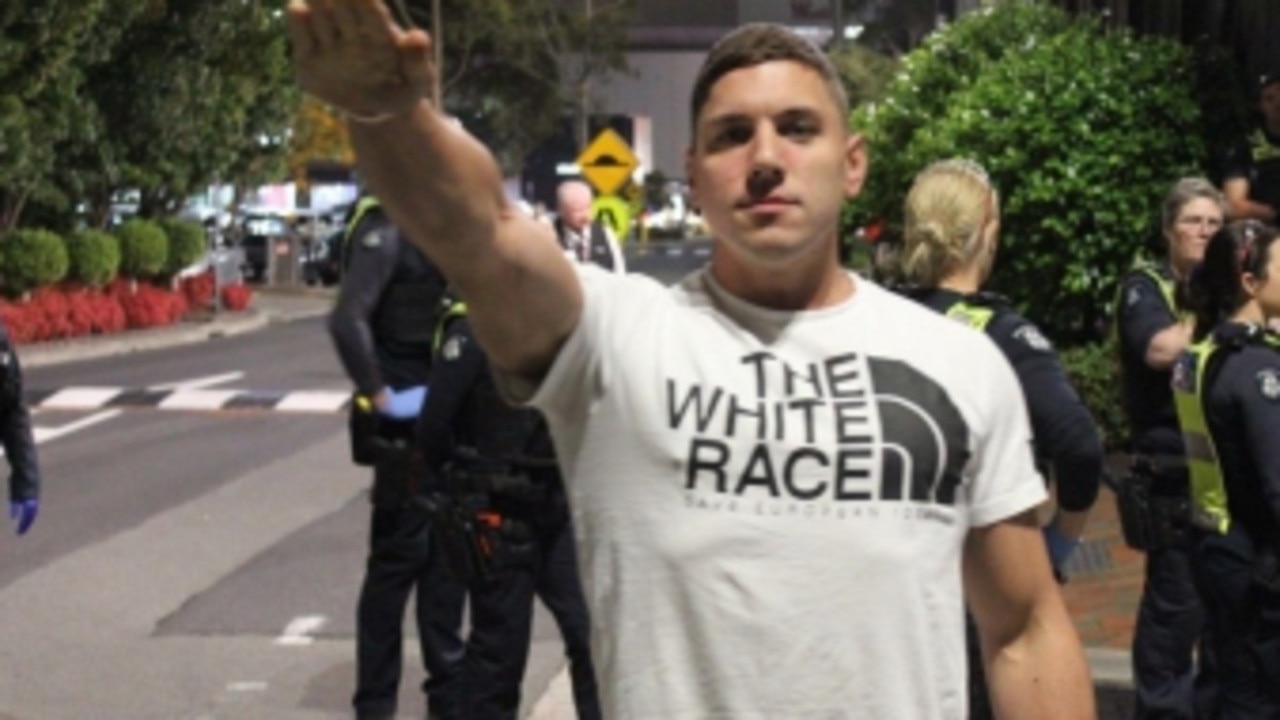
[[418, 297, 600, 720], [1115, 177, 1224, 718], [0, 319, 39, 538], [1174, 220, 1280, 716], [895, 159, 1105, 719], [328, 195, 465, 720], [553, 180, 625, 272], [1223, 74, 1280, 223]]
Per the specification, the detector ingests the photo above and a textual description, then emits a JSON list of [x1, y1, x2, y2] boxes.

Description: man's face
[[685, 60, 865, 267], [1167, 196, 1223, 268], [1261, 83, 1280, 128], [558, 191, 593, 233]]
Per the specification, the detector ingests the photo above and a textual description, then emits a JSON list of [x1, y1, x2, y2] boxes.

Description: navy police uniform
[[1115, 263, 1215, 719], [1222, 128, 1280, 215], [0, 322, 39, 517], [328, 198, 465, 720], [419, 305, 601, 720], [908, 288, 1104, 720], [1173, 322, 1280, 716]]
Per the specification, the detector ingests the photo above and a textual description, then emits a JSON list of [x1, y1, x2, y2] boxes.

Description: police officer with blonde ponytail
[[1174, 220, 1280, 716], [894, 159, 1105, 719]]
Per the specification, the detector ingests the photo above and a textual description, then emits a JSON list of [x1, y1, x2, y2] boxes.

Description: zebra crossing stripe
[[29, 386, 352, 414]]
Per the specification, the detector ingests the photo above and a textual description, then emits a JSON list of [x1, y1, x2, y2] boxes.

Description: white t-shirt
[[510, 266, 1046, 719]]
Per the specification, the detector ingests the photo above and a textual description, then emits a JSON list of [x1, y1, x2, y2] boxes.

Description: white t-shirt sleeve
[[965, 339, 1048, 527]]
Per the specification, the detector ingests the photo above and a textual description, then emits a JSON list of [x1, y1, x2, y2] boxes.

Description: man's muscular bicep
[[452, 207, 584, 383]]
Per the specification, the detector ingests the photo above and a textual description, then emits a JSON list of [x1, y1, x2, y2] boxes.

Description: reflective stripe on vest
[[432, 301, 468, 354], [945, 301, 995, 331], [1250, 129, 1280, 164], [1170, 338, 1231, 534], [343, 196, 381, 246], [1110, 262, 1184, 349]]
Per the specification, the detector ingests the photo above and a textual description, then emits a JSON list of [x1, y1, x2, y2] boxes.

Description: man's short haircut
[[689, 23, 849, 134]]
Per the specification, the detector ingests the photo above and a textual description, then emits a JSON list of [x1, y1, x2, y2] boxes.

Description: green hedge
[[0, 229, 70, 297], [115, 218, 168, 278], [1060, 340, 1129, 452], [159, 217, 208, 276], [847, 2, 1206, 345], [65, 228, 121, 288]]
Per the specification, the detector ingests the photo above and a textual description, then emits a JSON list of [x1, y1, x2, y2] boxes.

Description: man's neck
[[709, 244, 854, 311]]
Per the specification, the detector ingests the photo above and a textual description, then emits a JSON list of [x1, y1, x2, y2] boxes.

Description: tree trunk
[[0, 189, 31, 234]]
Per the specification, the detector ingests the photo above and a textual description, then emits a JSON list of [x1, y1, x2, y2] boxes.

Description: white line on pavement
[[39, 386, 123, 410], [149, 371, 246, 392], [273, 391, 351, 413], [32, 410, 122, 444], [273, 615, 327, 646]]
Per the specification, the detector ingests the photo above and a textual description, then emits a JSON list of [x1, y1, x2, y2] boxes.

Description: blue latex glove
[[10, 499, 37, 536], [381, 386, 427, 420], [1043, 523, 1081, 576]]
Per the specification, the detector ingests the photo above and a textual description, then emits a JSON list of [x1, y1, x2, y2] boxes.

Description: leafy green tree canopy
[[849, 2, 1206, 344]]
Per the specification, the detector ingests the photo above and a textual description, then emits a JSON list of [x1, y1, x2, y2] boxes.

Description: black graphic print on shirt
[[668, 351, 970, 508]]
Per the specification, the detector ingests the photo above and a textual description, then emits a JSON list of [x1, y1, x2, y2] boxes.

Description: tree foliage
[[0, 0, 296, 232], [848, 2, 1207, 344], [397, 0, 634, 172]]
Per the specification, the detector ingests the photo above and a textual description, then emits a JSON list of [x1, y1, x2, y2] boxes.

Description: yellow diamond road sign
[[577, 128, 638, 196]]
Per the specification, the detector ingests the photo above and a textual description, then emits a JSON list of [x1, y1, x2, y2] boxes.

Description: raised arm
[[287, 0, 580, 382]]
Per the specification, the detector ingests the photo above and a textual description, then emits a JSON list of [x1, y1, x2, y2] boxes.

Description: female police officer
[[893, 159, 1106, 719], [1175, 220, 1280, 716]]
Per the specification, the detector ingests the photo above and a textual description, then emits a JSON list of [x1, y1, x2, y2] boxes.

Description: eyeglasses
[[1176, 215, 1223, 231]]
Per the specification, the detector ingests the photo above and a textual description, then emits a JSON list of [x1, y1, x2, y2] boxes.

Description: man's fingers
[[399, 30, 436, 92], [285, 1, 320, 61]]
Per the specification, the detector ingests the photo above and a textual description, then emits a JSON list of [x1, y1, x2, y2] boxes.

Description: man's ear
[[844, 134, 869, 199]]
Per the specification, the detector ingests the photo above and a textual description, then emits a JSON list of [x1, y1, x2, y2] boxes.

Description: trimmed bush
[[115, 218, 169, 278], [1060, 339, 1129, 451], [848, 2, 1206, 344], [221, 282, 253, 311], [0, 229, 70, 297], [160, 217, 208, 276], [65, 228, 121, 288]]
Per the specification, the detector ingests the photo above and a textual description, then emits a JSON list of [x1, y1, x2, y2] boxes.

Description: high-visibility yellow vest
[[432, 300, 468, 354], [945, 300, 996, 331], [1171, 337, 1231, 534]]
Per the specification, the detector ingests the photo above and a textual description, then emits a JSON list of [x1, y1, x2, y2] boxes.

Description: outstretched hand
[[10, 499, 37, 536], [286, 0, 436, 119]]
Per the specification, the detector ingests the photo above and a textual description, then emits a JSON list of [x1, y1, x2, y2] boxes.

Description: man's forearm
[[986, 601, 1095, 719], [348, 101, 507, 272]]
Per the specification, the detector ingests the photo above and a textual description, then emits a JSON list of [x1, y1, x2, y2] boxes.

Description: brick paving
[[1062, 484, 1145, 651]]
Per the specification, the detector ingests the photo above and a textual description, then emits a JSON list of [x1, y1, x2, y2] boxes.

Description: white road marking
[[149, 371, 245, 391], [39, 386, 123, 409], [31, 410, 121, 444], [158, 389, 241, 411], [273, 614, 327, 646], [226, 681, 269, 693], [273, 391, 351, 413]]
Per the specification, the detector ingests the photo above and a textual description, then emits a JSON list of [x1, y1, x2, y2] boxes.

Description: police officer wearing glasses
[[1115, 177, 1224, 718]]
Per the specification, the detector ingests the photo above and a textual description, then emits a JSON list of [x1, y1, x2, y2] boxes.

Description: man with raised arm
[[288, 2, 1093, 716]]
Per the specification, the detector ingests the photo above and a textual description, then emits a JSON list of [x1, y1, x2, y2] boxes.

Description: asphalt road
[[0, 242, 711, 720]]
